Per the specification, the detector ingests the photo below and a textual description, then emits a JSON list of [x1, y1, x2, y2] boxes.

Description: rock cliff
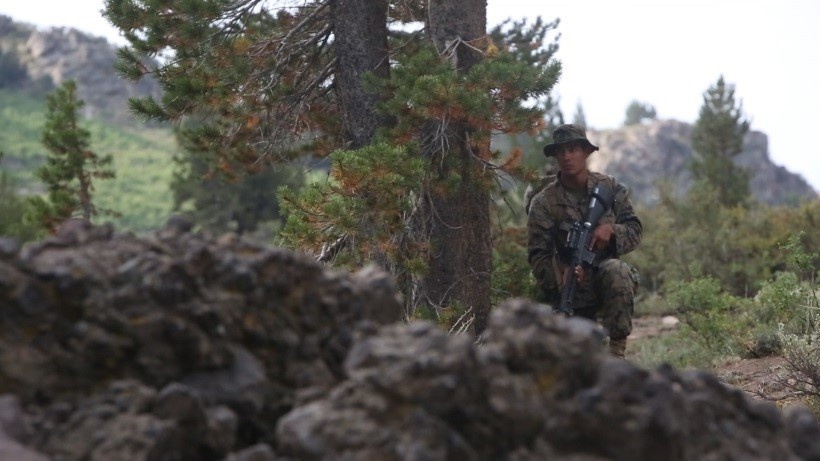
[[0, 220, 818, 460], [587, 120, 818, 207], [0, 14, 161, 124]]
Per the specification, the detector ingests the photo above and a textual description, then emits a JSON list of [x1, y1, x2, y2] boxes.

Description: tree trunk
[[78, 172, 93, 221], [332, 0, 390, 149], [421, 0, 492, 335], [331, 0, 393, 269]]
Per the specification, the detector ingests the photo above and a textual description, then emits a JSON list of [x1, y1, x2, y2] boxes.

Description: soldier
[[527, 124, 642, 358]]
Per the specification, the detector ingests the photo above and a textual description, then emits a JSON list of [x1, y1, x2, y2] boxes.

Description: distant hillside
[[0, 89, 177, 232], [0, 14, 161, 124], [0, 15, 178, 233], [586, 120, 818, 207]]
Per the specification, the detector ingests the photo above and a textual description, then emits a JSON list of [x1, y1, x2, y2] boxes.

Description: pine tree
[[572, 101, 587, 128], [690, 76, 751, 207], [171, 121, 303, 236], [624, 100, 657, 126], [29, 80, 114, 231], [105, 0, 561, 334], [104, 1, 354, 164]]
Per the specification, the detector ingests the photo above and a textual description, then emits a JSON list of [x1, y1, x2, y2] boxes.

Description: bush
[[634, 292, 676, 317], [0, 153, 43, 241], [773, 237, 820, 409], [754, 271, 804, 329], [666, 273, 750, 359], [492, 224, 539, 303], [631, 186, 820, 298], [630, 327, 715, 370], [776, 302, 820, 411], [0, 180, 42, 241]]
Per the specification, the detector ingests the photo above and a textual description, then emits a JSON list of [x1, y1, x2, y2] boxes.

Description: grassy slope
[[0, 89, 177, 233]]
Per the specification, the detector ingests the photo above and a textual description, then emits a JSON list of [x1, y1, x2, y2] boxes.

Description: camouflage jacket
[[526, 171, 642, 296]]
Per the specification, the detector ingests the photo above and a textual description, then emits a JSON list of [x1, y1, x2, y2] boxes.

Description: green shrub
[[630, 327, 715, 370], [753, 271, 804, 329], [634, 292, 676, 317], [630, 186, 820, 298], [666, 273, 750, 358], [773, 236, 820, 406], [0, 167, 43, 241], [492, 224, 539, 304], [776, 301, 820, 405]]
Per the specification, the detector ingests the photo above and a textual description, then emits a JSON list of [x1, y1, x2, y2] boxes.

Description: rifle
[[557, 183, 615, 315]]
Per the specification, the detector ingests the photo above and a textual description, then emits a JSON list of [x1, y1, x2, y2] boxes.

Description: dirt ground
[[629, 315, 793, 405]]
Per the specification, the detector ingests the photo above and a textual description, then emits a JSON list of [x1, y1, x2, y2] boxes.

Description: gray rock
[[0, 237, 20, 259], [204, 405, 238, 457], [0, 394, 30, 441], [225, 443, 278, 461], [0, 431, 50, 461]]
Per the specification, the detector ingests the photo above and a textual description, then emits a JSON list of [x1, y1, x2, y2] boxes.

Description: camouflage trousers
[[569, 259, 639, 340]]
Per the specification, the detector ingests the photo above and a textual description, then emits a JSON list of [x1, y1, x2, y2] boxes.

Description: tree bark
[[421, 0, 492, 335], [332, 0, 390, 148], [331, 0, 393, 269]]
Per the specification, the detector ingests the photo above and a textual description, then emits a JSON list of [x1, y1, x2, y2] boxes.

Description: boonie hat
[[542, 124, 599, 157]]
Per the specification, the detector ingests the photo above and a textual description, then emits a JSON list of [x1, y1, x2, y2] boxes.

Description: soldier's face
[[554, 143, 588, 175]]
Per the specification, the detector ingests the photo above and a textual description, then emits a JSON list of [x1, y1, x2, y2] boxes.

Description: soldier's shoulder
[[590, 171, 618, 184], [535, 179, 560, 201], [529, 179, 560, 213], [542, 176, 559, 192], [526, 175, 553, 195], [527, 176, 557, 199], [591, 171, 633, 193]]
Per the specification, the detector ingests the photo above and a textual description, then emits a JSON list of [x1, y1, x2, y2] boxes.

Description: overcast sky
[[1, 0, 818, 192]]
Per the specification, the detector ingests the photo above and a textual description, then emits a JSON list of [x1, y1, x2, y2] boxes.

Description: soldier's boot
[[609, 337, 627, 359]]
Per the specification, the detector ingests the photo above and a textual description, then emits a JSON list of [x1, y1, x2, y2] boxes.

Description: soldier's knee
[[597, 259, 635, 287], [595, 260, 638, 315]]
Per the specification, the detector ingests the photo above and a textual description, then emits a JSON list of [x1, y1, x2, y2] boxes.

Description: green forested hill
[[0, 89, 178, 232]]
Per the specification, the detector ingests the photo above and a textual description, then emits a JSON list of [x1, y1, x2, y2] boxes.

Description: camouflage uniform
[[527, 171, 642, 341]]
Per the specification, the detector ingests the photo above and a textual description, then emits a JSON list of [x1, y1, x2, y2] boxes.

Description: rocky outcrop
[[587, 120, 818, 207], [0, 14, 161, 123], [0, 220, 818, 460], [0, 218, 403, 460]]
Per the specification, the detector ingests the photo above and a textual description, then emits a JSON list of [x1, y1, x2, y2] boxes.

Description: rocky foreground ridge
[[0, 219, 819, 460]]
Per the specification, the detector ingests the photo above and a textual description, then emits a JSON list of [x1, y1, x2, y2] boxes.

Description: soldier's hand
[[575, 265, 585, 283], [590, 223, 614, 251], [563, 265, 585, 285]]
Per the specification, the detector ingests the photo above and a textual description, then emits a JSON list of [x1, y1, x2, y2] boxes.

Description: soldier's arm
[[611, 181, 642, 256], [527, 194, 559, 296]]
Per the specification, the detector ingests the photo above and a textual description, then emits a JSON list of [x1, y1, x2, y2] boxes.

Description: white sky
[[1, 0, 818, 192]]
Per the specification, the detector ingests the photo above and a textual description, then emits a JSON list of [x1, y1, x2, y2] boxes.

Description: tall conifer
[[690, 75, 751, 207], [29, 80, 114, 231]]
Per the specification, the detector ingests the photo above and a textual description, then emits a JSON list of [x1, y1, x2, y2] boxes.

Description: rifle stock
[[556, 183, 614, 315]]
